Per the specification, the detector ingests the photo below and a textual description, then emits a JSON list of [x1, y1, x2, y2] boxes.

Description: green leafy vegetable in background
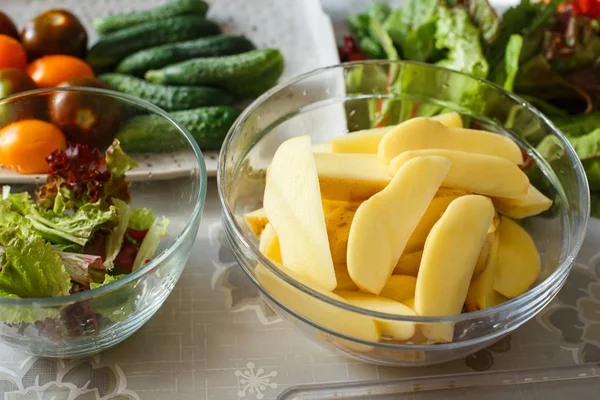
[[133, 217, 169, 271], [503, 34, 523, 91], [129, 208, 156, 231], [456, 0, 501, 44], [104, 199, 132, 270]]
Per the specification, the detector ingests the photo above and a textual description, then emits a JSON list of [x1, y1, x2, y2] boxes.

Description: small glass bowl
[[0, 87, 206, 357], [218, 61, 590, 366]]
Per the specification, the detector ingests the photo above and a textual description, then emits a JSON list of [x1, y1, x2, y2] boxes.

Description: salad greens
[[342, 0, 600, 217], [0, 140, 170, 329]]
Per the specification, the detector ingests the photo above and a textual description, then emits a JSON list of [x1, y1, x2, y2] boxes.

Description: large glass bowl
[[0, 87, 206, 357], [218, 61, 590, 366]]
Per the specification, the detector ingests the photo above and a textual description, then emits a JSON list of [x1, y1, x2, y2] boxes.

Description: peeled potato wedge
[[379, 275, 417, 303], [415, 195, 495, 342], [263, 135, 337, 290], [378, 118, 523, 164], [347, 156, 451, 294], [492, 185, 552, 219], [466, 233, 507, 312], [334, 264, 358, 291], [389, 149, 530, 199], [494, 217, 541, 298], [330, 126, 392, 154], [259, 223, 282, 263], [431, 111, 463, 128], [393, 250, 423, 276], [255, 263, 379, 344], [335, 290, 416, 340], [323, 200, 358, 264], [244, 208, 269, 237], [315, 153, 391, 201], [312, 143, 332, 153]]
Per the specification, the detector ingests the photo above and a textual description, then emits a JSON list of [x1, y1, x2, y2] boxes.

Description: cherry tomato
[[0, 35, 27, 70], [0, 12, 19, 40], [0, 119, 67, 174], [26, 55, 94, 88]]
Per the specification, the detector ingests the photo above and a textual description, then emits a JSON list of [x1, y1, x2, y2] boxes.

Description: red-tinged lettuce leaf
[[456, 0, 501, 44], [514, 54, 593, 113], [58, 252, 104, 286], [563, 68, 600, 109], [105, 140, 138, 178]]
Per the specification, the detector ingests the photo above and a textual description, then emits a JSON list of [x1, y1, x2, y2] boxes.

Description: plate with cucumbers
[[0, 0, 339, 179]]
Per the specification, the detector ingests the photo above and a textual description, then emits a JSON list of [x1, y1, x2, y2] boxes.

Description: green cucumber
[[116, 35, 256, 76], [117, 106, 241, 151], [100, 73, 232, 111], [145, 48, 284, 96], [93, 0, 209, 35], [87, 16, 221, 71]]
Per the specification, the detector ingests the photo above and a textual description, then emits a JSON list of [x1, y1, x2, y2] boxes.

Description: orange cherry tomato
[[26, 55, 94, 88], [0, 34, 27, 70], [0, 119, 66, 174]]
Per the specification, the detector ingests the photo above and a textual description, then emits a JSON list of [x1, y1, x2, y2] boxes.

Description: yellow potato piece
[[473, 231, 495, 278], [431, 111, 463, 128], [255, 263, 379, 343], [378, 118, 523, 164], [389, 149, 529, 199], [263, 135, 337, 290], [492, 185, 552, 219], [312, 143, 332, 153], [348, 156, 451, 294], [404, 192, 464, 254], [334, 264, 358, 291], [323, 200, 358, 264], [244, 208, 269, 237], [335, 290, 416, 340], [259, 223, 282, 263], [415, 195, 495, 342], [466, 233, 507, 312], [330, 127, 392, 154], [315, 153, 391, 201], [379, 275, 417, 303], [393, 250, 423, 276], [494, 217, 541, 298], [329, 112, 463, 155], [403, 297, 415, 311]]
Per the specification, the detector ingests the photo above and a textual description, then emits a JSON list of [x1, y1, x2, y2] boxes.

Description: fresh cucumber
[[117, 106, 241, 151], [100, 73, 232, 111], [223, 55, 285, 97], [116, 35, 256, 76], [93, 0, 209, 35], [87, 16, 221, 71], [145, 49, 284, 96]]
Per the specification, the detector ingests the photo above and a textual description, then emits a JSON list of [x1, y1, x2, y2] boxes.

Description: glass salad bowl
[[218, 60, 590, 366], [0, 87, 206, 357]]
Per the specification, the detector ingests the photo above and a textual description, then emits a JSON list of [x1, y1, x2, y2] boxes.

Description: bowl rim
[[0, 86, 207, 307], [218, 59, 590, 325]]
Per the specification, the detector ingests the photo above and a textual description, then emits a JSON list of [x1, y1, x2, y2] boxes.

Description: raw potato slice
[[378, 118, 523, 164], [379, 275, 417, 303], [330, 127, 392, 154], [335, 290, 416, 340], [466, 234, 507, 311], [244, 208, 269, 236], [494, 218, 541, 298], [255, 263, 379, 343], [329, 112, 462, 155], [492, 185, 552, 219], [323, 200, 358, 264], [393, 250, 423, 276], [415, 195, 495, 342], [263, 135, 337, 290], [315, 153, 391, 201], [472, 232, 495, 278], [389, 149, 529, 199], [259, 223, 282, 263], [431, 111, 463, 128], [334, 264, 358, 291], [403, 297, 415, 311], [312, 143, 332, 153], [404, 192, 464, 254], [347, 156, 451, 294]]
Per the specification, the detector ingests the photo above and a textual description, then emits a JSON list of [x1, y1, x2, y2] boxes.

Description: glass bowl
[[0, 87, 206, 357], [218, 61, 590, 366]]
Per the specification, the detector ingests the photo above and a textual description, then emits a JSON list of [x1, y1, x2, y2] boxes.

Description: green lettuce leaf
[[402, 19, 437, 62], [552, 111, 600, 137], [591, 192, 600, 219], [367, 2, 391, 22], [90, 274, 126, 290], [105, 140, 138, 178], [104, 199, 132, 270], [90, 274, 135, 323], [0, 202, 71, 299], [503, 34, 523, 91], [369, 16, 399, 61], [133, 217, 169, 271], [434, 6, 489, 78], [457, 0, 501, 45], [384, 0, 438, 59], [129, 208, 155, 231]]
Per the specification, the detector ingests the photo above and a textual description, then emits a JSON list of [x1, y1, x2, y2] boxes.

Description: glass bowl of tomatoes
[[0, 87, 206, 357]]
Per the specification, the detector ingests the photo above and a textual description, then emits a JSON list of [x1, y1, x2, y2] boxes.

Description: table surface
[[2, 1, 600, 399]]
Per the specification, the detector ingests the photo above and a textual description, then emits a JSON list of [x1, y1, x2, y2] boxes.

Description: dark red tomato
[[0, 12, 19, 40], [21, 9, 88, 60], [49, 77, 120, 149], [0, 68, 40, 126]]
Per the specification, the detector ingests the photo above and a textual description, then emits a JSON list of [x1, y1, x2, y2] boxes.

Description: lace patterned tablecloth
[[1, 179, 600, 400]]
